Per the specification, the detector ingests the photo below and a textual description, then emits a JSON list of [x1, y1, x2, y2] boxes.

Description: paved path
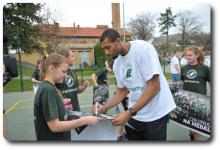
[[3, 85, 209, 141]]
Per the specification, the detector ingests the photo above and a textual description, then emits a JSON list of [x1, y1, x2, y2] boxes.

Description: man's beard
[[113, 48, 120, 59]]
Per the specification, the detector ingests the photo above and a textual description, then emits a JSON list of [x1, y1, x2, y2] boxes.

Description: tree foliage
[[3, 3, 43, 54], [38, 5, 63, 54], [176, 10, 202, 48], [158, 7, 176, 49], [127, 11, 156, 40], [94, 43, 111, 68], [158, 7, 176, 36]]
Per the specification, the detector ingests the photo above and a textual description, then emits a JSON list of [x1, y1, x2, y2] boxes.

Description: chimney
[[73, 22, 75, 28], [112, 3, 121, 33]]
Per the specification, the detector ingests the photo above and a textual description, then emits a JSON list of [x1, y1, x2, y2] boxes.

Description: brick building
[[17, 24, 130, 68], [55, 24, 108, 68], [50, 24, 130, 68], [17, 3, 131, 68]]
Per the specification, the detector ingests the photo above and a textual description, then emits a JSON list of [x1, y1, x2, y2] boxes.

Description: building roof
[[38, 23, 131, 38], [55, 24, 130, 38], [56, 27, 107, 37]]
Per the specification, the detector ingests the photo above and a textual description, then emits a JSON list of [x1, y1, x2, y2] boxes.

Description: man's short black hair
[[100, 29, 120, 43]]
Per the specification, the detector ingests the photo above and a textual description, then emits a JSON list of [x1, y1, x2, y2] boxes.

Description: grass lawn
[[3, 79, 33, 93], [17, 65, 99, 78], [3, 78, 117, 93], [165, 72, 172, 80], [3, 73, 172, 93], [5, 64, 171, 93], [17, 65, 34, 77], [74, 69, 98, 77], [18, 67, 100, 77]]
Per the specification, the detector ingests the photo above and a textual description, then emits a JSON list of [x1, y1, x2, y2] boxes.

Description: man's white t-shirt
[[113, 40, 176, 122], [180, 57, 188, 66], [170, 56, 180, 74]]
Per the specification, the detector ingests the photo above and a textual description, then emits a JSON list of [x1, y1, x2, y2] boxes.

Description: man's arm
[[128, 75, 160, 114], [111, 75, 160, 126], [98, 87, 128, 113]]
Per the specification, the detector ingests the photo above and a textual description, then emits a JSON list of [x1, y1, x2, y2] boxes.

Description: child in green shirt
[[34, 53, 100, 141]]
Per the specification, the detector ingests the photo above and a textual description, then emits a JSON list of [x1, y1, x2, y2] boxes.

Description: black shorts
[[125, 115, 169, 141]]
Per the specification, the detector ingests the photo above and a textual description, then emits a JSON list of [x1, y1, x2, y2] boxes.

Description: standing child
[[177, 47, 210, 141], [56, 48, 89, 111], [31, 59, 41, 93], [34, 53, 99, 141]]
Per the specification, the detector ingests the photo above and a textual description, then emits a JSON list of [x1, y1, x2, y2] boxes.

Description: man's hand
[[92, 102, 107, 114], [111, 111, 131, 126]]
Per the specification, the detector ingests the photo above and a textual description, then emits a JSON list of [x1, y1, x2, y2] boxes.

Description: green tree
[[158, 7, 176, 73], [3, 3, 43, 54], [94, 43, 111, 68], [158, 7, 176, 49]]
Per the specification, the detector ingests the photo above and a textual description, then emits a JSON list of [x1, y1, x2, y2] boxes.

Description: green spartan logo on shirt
[[126, 69, 132, 78]]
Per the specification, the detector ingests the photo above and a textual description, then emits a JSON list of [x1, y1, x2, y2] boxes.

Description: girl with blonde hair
[[34, 53, 99, 141]]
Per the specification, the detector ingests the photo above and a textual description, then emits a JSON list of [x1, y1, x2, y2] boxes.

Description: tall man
[[96, 29, 176, 140]]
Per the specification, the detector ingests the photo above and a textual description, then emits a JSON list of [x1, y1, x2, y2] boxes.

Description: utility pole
[[17, 26, 24, 92], [163, 52, 166, 74], [123, 3, 125, 42]]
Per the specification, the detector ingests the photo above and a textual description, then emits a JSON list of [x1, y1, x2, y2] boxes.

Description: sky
[[45, 1, 211, 37]]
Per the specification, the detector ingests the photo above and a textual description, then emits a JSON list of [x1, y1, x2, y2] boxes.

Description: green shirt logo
[[124, 64, 132, 81], [65, 75, 75, 87], [126, 69, 132, 78], [186, 69, 197, 79]]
